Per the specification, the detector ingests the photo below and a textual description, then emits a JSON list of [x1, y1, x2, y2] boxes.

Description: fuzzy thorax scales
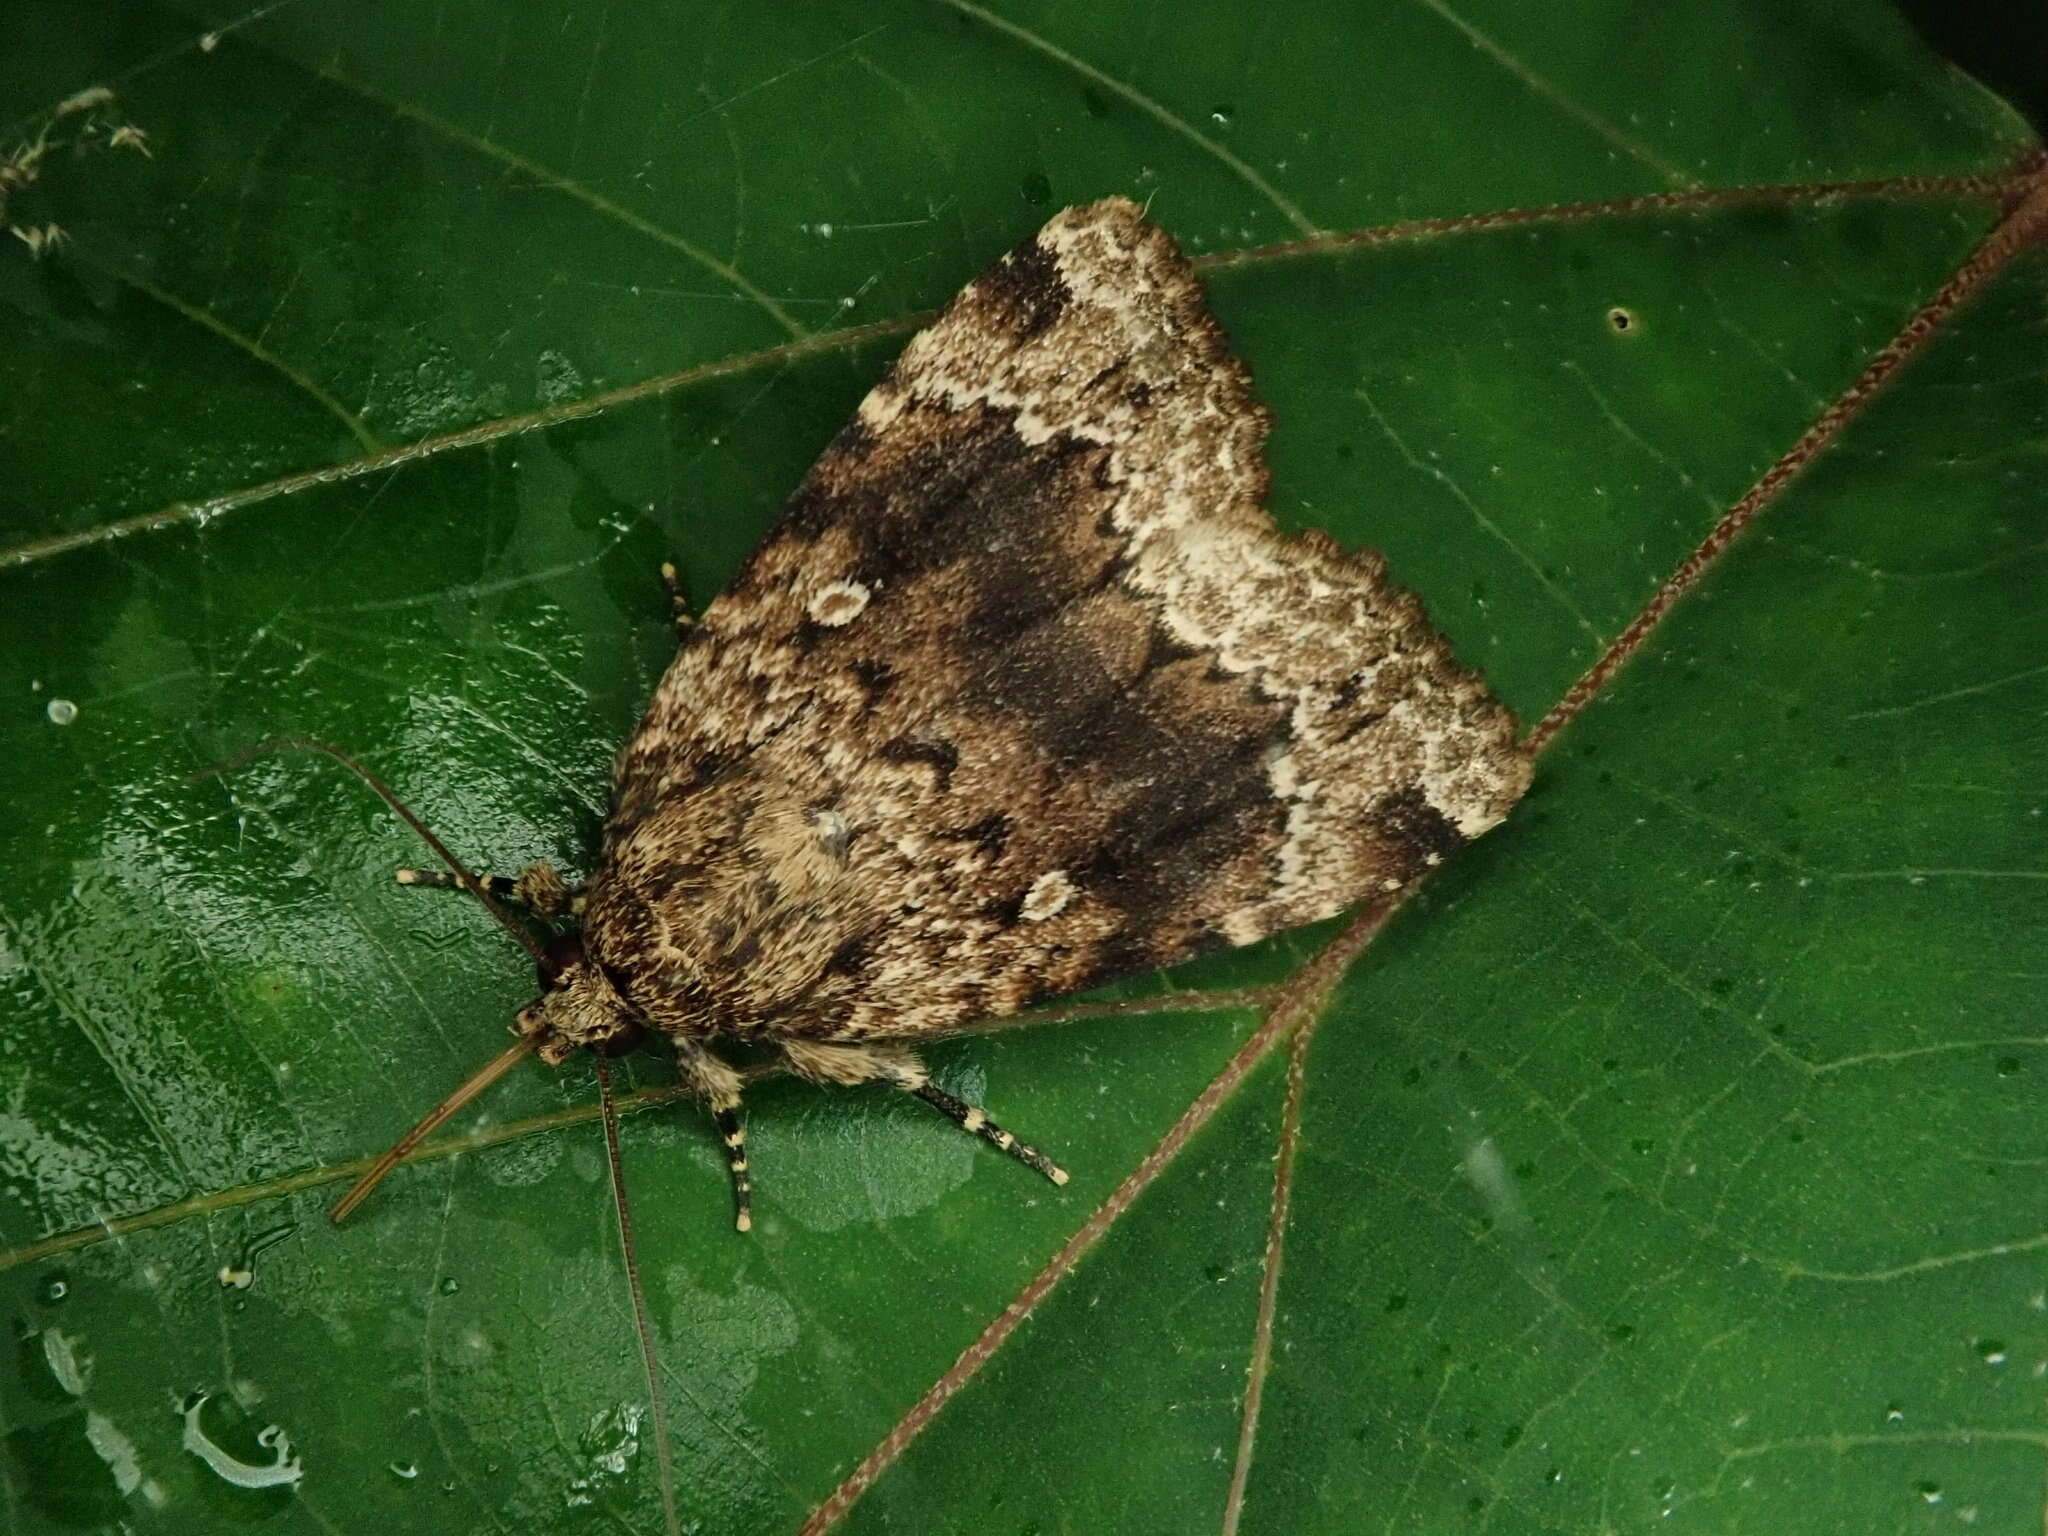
[[520, 776, 862, 1056]]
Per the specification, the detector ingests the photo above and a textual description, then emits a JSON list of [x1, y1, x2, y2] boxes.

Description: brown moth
[[334, 197, 1531, 1232]]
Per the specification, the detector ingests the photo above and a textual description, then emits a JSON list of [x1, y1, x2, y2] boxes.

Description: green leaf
[[2, 2, 2042, 1533]]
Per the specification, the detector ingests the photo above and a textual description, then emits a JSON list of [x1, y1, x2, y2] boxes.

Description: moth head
[[515, 932, 646, 1065]]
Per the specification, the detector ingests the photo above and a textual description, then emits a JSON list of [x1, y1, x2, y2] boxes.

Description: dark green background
[[1, 2, 2043, 1531]]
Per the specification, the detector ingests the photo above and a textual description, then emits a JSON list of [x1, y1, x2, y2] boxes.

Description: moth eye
[[540, 933, 584, 984]]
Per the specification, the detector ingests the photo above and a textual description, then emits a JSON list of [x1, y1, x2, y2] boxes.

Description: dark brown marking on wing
[[828, 414, 879, 461], [880, 735, 960, 792], [850, 658, 896, 709], [977, 235, 1072, 339], [1367, 786, 1468, 882], [938, 813, 1011, 858], [825, 927, 878, 980], [832, 410, 1112, 626], [981, 890, 1028, 926], [1087, 357, 1129, 391], [1088, 771, 1286, 914], [1334, 708, 1388, 744]]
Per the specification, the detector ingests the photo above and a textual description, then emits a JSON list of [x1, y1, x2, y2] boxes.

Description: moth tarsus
[[249, 197, 1530, 1231], [395, 861, 580, 918], [394, 866, 516, 899], [914, 1081, 1069, 1186], [711, 1099, 753, 1232]]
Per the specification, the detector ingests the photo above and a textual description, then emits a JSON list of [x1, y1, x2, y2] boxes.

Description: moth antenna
[[596, 1060, 682, 1536], [197, 735, 554, 973], [329, 1038, 535, 1223]]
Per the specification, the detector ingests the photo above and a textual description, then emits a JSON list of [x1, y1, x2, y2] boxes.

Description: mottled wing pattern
[[605, 198, 1530, 1042]]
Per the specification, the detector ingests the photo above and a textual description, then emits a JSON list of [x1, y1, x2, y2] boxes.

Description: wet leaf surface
[[1, 2, 2042, 1532]]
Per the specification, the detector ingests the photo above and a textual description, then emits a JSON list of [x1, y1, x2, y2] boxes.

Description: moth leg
[[674, 1039, 752, 1232], [660, 561, 694, 634], [782, 1040, 1069, 1188], [394, 860, 582, 918], [914, 1080, 1070, 1187]]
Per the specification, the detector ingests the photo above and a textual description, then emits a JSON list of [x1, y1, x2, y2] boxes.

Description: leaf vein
[[935, 0, 1319, 236]]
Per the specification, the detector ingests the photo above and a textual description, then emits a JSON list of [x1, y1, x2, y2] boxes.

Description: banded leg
[[675, 1040, 752, 1232], [781, 1040, 1069, 1187], [395, 860, 580, 918], [661, 561, 694, 636], [913, 1079, 1069, 1186]]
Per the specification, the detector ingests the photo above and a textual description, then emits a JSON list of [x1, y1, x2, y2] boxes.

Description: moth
[[319, 197, 1531, 1231]]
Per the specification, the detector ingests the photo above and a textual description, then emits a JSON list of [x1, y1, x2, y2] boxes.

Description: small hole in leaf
[[1606, 306, 1639, 336]]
